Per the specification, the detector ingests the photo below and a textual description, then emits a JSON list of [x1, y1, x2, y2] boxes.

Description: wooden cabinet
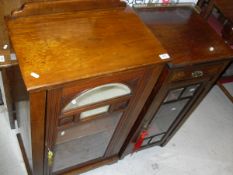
[[123, 62, 228, 153], [121, 7, 233, 156], [6, 1, 168, 174], [4, 2, 233, 175]]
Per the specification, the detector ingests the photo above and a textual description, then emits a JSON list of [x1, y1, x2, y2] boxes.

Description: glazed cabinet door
[[140, 82, 203, 147], [44, 67, 157, 175], [122, 62, 230, 154]]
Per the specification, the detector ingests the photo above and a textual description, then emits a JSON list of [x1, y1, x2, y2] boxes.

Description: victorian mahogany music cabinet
[[3, 1, 233, 175], [6, 1, 169, 174]]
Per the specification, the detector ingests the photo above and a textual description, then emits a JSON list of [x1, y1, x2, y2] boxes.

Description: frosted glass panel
[[64, 83, 131, 111], [80, 105, 110, 119]]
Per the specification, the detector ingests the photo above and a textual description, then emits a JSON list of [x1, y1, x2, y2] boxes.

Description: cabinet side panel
[[4, 66, 33, 168], [16, 99, 31, 166]]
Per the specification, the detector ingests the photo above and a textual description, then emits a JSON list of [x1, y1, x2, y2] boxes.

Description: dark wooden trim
[[16, 133, 32, 175], [217, 81, 233, 103], [30, 91, 47, 175], [44, 88, 63, 175]]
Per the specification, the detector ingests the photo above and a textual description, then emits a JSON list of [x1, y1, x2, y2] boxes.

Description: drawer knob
[[192, 71, 203, 78]]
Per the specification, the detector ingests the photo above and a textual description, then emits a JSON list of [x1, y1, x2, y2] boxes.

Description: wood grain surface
[[7, 2, 168, 91], [135, 7, 233, 68]]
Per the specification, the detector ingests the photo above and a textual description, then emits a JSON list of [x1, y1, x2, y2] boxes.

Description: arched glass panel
[[64, 83, 131, 111]]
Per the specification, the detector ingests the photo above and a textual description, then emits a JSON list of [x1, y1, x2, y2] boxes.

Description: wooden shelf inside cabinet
[[6, 1, 169, 175], [121, 6, 233, 157]]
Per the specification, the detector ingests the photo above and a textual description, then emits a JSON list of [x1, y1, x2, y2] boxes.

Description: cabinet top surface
[[135, 7, 233, 68], [7, 6, 167, 91]]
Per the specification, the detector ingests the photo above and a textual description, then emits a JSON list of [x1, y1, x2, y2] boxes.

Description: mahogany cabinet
[[121, 7, 233, 155], [6, 1, 168, 174]]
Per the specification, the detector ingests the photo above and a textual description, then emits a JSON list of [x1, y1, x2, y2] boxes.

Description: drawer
[[169, 63, 224, 82]]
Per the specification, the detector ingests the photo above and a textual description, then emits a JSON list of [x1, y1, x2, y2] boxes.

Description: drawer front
[[169, 63, 224, 82]]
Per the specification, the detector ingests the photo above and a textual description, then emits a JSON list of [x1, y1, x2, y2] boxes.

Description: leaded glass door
[[136, 79, 209, 149]]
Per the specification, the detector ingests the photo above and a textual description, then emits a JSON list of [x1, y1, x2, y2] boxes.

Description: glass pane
[[52, 112, 123, 172], [80, 105, 109, 119], [64, 83, 131, 111], [150, 134, 165, 144], [163, 88, 184, 103], [223, 83, 233, 96], [141, 138, 150, 147], [147, 99, 189, 137], [181, 84, 200, 98]]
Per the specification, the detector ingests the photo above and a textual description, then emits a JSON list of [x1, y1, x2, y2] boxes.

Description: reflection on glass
[[53, 112, 123, 172], [181, 84, 200, 98], [147, 99, 189, 138], [80, 105, 110, 119], [163, 88, 184, 103], [64, 83, 131, 111]]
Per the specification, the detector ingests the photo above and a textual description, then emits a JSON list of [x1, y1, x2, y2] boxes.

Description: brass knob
[[48, 149, 54, 166], [192, 71, 203, 78]]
